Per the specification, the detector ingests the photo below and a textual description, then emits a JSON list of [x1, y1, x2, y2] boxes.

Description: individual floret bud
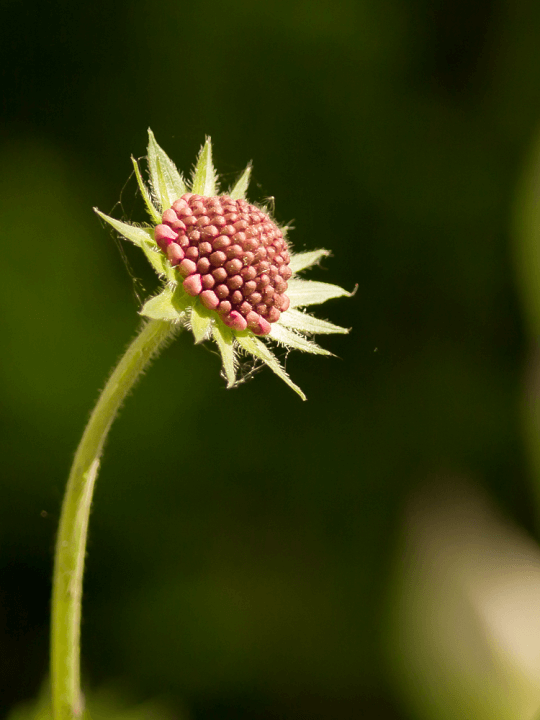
[[154, 224, 177, 249]]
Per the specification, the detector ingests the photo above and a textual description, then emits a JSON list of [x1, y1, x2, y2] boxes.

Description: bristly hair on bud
[[94, 130, 352, 400]]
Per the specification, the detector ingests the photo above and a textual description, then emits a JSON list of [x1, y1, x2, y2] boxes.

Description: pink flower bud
[[157, 194, 292, 334]]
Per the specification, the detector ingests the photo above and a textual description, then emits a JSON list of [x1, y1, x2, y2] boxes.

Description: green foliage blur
[[2, 0, 540, 718]]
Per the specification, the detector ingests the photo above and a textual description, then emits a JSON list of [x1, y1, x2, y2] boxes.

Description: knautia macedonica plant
[[96, 130, 351, 399], [50, 131, 350, 720]]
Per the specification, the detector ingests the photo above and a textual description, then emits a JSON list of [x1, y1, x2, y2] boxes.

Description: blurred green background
[[3, 0, 540, 718]]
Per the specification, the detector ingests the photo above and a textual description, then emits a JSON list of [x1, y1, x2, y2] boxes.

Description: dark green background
[[2, 0, 539, 717]]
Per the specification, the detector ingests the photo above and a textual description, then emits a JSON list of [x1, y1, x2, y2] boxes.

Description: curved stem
[[51, 318, 180, 720]]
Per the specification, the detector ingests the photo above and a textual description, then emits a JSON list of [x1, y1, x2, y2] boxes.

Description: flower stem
[[51, 318, 179, 720]]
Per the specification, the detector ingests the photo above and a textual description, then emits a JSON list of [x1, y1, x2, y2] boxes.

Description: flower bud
[[158, 194, 292, 335]]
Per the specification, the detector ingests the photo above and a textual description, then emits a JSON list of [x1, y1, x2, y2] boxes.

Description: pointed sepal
[[278, 308, 349, 335], [131, 156, 162, 225], [269, 323, 332, 355], [139, 284, 190, 322], [190, 302, 214, 344], [94, 209, 153, 248], [229, 162, 252, 200], [286, 278, 352, 308], [191, 137, 217, 197], [94, 210, 174, 281], [289, 249, 330, 274], [139, 241, 176, 281], [236, 333, 307, 401], [212, 322, 236, 387], [147, 129, 188, 211]]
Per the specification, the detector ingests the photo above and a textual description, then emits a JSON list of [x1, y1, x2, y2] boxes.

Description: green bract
[[95, 130, 351, 400]]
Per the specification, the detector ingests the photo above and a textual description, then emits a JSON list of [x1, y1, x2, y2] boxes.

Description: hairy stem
[[51, 318, 179, 720]]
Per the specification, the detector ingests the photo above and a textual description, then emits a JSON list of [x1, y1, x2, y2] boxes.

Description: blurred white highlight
[[387, 480, 540, 720]]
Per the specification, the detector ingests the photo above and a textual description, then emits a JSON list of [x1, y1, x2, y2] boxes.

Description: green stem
[[51, 318, 179, 720]]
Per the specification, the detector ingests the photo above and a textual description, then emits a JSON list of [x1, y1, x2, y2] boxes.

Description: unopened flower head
[[155, 193, 292, 335], [95, 130, 351, 400]]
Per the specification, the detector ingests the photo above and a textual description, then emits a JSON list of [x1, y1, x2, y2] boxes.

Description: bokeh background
[[3, 0, 540, 718]]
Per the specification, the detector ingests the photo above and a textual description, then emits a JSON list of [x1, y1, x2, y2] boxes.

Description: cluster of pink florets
[[154, 193, 292, 335]]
